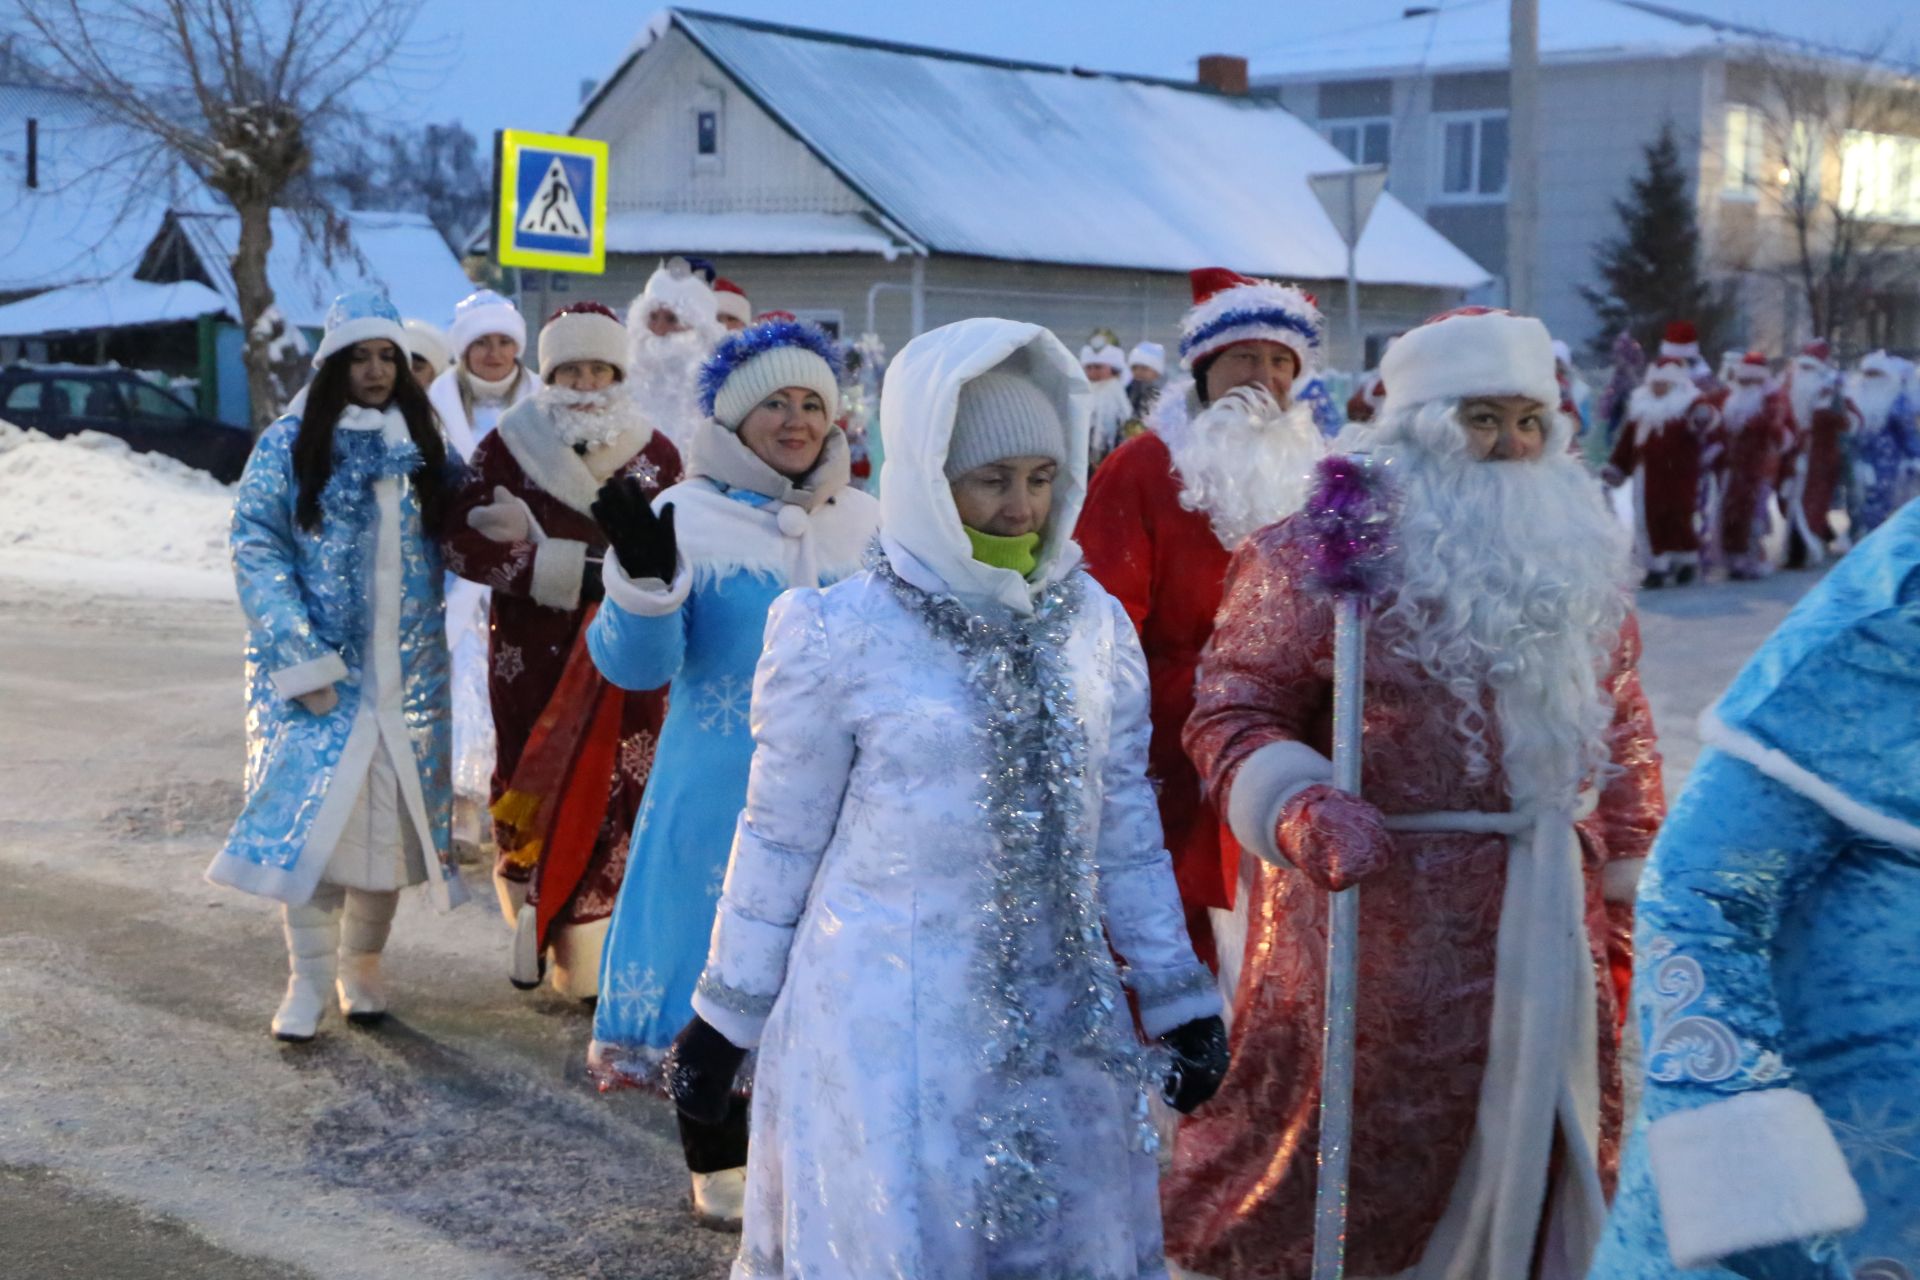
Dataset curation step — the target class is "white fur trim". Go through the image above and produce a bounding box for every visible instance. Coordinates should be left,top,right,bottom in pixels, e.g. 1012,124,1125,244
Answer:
711,344,841,429
530,538,588,611
1648,1089,1866,1268
495,398,650,518
1128,341,1166,376
1223,740,1334,867
663,479,877,588
312,316,408,369
548,914,611,999
1602,857,1644,904
402,319,450,377
538,309,630,382
1379,311,1558,413
448,293,526,361
1182,279,1323,371
602,550,693,617
269,651,349,701
713,287,752,326
1700,708,1920,851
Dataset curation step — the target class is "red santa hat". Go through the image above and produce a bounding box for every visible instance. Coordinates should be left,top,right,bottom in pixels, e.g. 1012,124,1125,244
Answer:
1658,321,1701,363
1179,267,1322,372
1376,306,1558,412
713,278,752,326
1798,339,1833,366
538,301,628,383
754,309,797,324
1730,351,1771,380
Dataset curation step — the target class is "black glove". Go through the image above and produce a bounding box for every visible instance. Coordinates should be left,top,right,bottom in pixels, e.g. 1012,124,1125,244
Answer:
579,555,606,606
590,476,677,583
663,1015,748,1126
1160,1014,1229,1114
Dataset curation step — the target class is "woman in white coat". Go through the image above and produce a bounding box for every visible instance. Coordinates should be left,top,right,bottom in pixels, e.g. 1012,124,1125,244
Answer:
664,318,1228,1279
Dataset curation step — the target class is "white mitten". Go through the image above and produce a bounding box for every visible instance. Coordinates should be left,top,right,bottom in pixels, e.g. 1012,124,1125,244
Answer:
467,486,542,543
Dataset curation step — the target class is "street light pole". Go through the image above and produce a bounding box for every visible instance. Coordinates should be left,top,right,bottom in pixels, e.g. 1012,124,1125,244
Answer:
1508,0,1540,315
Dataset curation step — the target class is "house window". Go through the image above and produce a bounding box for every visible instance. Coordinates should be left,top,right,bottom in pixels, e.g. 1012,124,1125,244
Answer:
1436,113,1508,200
1840,129,1920,223
1325,119,1391,168
792,308,844,340
1723,104,1763,196
696,110,718,157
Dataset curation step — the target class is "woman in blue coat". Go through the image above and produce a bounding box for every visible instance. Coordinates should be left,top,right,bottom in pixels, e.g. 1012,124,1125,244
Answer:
1590,496,1920,1279
208,290,469,1042
582,320,879,1227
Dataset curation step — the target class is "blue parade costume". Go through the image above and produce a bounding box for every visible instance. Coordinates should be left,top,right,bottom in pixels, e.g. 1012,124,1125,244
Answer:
1590,498,1920,1279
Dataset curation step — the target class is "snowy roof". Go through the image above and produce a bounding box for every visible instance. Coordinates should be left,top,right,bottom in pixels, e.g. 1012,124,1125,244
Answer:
0,82,204,294
604,210,907,259
1252,0,1896,81
0,277,226,337
160,209,476,330
577,10,1489,290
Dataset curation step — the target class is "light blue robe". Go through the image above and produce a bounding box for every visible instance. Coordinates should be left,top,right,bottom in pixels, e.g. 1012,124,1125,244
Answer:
1591,498,1920,1279
207,415,465,912
586,475,878,1081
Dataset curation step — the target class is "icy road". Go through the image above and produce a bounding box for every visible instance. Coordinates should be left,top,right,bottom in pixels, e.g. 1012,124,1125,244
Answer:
0,568,1817,1279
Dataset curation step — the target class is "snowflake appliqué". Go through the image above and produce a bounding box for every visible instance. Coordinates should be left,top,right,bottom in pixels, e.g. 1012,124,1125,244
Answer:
1831,1096,1920,1185
495,643,525,684
618,730,657,785
694,674,752,736
624,456,662,489
603,962,665,1027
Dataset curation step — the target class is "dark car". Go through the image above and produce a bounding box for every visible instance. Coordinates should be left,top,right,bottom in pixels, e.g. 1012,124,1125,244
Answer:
0,365,253,483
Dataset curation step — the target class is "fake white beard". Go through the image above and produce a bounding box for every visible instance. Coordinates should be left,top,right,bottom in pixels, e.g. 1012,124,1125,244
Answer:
1162,395,1324,550
1627,380,1700,431
1788,366,1829,427
1848,378,1900,432
535,384,650,451
625,327,716,448
1088,378,1132,454
1363,399,1634,808
1723,383,1770,432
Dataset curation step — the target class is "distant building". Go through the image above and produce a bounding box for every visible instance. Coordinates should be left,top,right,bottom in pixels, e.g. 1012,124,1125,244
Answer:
554,8,1488,372
1259,0,1920,357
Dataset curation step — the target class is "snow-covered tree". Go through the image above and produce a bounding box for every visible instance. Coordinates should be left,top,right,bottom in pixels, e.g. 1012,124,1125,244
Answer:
16,0,422,430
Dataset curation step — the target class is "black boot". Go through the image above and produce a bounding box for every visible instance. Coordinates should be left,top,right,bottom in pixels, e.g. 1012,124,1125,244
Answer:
1675,563,1697,585
1641,569,1668,589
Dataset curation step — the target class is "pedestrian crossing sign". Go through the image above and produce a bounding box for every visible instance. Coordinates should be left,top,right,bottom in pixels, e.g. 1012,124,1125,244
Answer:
494,130,608,274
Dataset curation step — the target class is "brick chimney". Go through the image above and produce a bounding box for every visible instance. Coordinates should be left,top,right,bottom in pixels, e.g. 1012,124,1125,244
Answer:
1197,55,1249,96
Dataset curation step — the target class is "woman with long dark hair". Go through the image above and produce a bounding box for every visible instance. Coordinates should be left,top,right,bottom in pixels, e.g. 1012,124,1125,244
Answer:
209,289,469,1042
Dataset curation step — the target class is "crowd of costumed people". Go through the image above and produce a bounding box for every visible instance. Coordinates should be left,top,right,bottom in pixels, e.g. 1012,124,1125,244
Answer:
207,257,1916,1279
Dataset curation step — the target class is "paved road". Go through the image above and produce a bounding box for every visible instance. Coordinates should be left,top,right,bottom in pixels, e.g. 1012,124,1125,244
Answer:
0,566,1816,1277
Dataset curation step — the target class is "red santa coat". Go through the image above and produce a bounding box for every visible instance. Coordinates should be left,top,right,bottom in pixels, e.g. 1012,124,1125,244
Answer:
1781,391,1856,545
1076,429,1234,967
1609,389,1716,558
1715,388,1790,558
444,402,682,935
1160,521,1662,1280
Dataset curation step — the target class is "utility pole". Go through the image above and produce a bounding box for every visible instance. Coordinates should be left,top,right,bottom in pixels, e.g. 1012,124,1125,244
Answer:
1507,0,1540,315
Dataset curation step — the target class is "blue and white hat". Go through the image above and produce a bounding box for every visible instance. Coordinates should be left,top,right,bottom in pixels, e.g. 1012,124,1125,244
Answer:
312,289,409,369
448,288,527,360
698,319,843,430
1179,267,1323,373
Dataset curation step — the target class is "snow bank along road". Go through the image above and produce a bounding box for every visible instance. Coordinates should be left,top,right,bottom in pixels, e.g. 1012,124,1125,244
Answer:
0,566,1816,1278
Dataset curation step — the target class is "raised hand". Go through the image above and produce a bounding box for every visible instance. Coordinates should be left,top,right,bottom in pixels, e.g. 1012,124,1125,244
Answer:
591,476,677,583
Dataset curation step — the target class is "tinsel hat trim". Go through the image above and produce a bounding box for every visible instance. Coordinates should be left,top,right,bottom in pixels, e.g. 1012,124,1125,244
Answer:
1179,273,1324,371
698,319,845,419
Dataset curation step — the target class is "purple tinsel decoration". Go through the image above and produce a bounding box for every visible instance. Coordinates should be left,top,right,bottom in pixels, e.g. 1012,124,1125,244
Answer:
1301,453,1398,603
698,318,845,418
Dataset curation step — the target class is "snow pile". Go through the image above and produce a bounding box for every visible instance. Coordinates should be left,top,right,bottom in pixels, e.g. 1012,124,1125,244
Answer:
0,418,236,596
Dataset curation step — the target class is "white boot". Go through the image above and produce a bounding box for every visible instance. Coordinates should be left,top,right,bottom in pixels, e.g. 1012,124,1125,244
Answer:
273,889,343,1042
509,901,543,990
690,1167,746,1232
338,888,398,1023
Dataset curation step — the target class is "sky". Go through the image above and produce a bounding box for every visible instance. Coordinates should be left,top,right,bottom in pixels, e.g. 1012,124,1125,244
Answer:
388,0,1920,140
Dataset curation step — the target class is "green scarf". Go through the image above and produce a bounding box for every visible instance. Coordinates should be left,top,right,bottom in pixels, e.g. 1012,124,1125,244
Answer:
964,525,1041,577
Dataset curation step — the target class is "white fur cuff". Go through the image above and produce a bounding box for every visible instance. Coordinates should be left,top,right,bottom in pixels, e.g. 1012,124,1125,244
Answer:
602,551,693,617
530,538,588,612
1602,857,1645,904
269,651,349,700
1648,1089,1866,1268
1224,740,1334,867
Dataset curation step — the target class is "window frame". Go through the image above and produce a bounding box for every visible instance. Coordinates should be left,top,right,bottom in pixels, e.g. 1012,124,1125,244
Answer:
1840,128,1920,224
1323,116,1392,169
1722,103,1764,201
1431,110,1509,204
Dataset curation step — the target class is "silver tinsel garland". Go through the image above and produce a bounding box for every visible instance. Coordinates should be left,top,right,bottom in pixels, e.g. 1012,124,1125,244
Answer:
870,549,1163,1243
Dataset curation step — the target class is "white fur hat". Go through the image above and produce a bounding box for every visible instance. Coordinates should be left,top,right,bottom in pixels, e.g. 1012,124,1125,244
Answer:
1377,308,1559,413
312,289,408,369
537,302,629,382
448,289,527,362
1128,340,1166,375
636,257,719,332
1079,337,1128,374
1858,349,1900,379
402,318,451,378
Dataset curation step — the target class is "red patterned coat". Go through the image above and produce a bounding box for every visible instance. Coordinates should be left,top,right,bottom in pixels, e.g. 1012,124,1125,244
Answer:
444,401,681,976
1609,390,1717,560
1160,520,1663,1280
1076,428,1235,967
1781,392,1858,547
1715,389,1791,559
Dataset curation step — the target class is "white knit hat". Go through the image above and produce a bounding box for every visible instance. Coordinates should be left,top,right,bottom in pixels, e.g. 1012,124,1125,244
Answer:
537,302,629,382
1128,340,1166,376
943,371,1067,480
402,318,451,378
312,289,408,369
1079,337,1128,375
703,321,842,429
448,289,527,362
1377,308,1559,413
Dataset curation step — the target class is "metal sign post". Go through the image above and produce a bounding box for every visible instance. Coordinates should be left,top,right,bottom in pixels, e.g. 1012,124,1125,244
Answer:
1309,165,1388,372
493,129,609,276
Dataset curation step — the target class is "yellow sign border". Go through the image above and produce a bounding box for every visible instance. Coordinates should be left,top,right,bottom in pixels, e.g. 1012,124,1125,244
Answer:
496,129,608,274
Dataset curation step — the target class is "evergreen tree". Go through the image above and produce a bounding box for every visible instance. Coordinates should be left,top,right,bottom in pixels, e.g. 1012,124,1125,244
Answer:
1580,123,1733,360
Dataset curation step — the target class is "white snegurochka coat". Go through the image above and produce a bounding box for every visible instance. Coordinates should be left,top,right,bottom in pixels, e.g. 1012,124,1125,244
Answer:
691,319,1220,1280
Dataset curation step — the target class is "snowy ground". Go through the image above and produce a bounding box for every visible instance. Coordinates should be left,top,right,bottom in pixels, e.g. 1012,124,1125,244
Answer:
0,430,1822,1274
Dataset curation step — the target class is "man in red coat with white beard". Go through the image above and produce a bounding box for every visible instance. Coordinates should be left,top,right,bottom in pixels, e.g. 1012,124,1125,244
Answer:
1712,352,1791,579
1605,353,1718,587
1075,268,1328,975
1779,340,1856,568
1162,307,1663,1280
